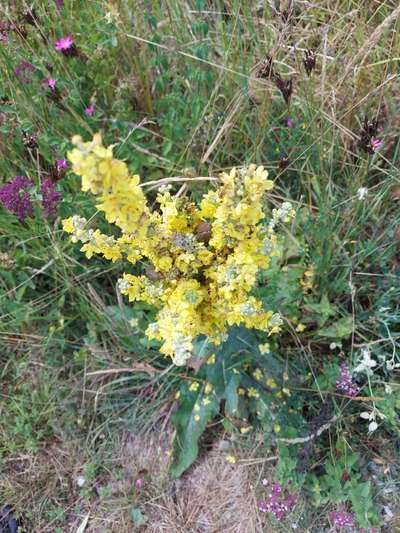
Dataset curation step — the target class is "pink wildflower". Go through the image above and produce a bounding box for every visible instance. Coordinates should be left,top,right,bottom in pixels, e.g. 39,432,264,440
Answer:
43,78,56,89
286,117,293,128
258,482,297,521
56,159,67,169
55,36,74,51
55,36,78,57
85,104,95,116
370,137,383,152
134,478,144,490
329,509,354,530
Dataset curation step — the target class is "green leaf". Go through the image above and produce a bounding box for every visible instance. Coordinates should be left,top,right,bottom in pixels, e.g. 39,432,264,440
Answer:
318,315,353,339
130,507,148,526
304,294,337,327
170,387,219,477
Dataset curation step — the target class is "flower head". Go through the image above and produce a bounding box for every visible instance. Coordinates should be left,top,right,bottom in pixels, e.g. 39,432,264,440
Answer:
336,363,360,397
357,187,368,200
56,159,68,169
329,509,354,530
354,347,377,376
370,137,383,152
286,117,293,128
134,478,143,490
43,77,56,89
55,36,74,51
0,175,34,221
85,104,95,116
55,36,78,57
41,178,61,218
258,482,297,521
14,61,35,84
64,136,290,365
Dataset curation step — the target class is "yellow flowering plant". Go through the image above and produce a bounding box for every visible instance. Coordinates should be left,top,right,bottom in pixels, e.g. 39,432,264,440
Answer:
63,133,299,476
63,134,295,366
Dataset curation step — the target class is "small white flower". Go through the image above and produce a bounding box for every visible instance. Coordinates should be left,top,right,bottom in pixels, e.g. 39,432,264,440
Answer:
386,359,395,371
357,187,368,200
384,384,393,395
368,421,378,433
360,411,371,420
354,347,377,375
329,342,337,350
76,476,86,487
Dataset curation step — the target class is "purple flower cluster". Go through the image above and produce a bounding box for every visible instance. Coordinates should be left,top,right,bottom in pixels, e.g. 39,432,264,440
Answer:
0,175,33,221
0,169,62,222
41,178,61,217
0,22,9,44
14,60,35,84
329,509,354,530
258,483,297,521
336,363,360,397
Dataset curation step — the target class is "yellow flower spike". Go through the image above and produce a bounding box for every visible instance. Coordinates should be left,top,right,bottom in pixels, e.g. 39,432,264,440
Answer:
189,382,200,392
266,378,277,389
296,323,306,332
63,138,292,366
204,383,213,395
207,354,216,365
194,415,200,422
225,455,236,464
202,397,211,406
253,368,263,381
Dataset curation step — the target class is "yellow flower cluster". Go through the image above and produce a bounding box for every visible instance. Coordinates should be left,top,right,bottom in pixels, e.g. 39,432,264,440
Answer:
63,134,294,365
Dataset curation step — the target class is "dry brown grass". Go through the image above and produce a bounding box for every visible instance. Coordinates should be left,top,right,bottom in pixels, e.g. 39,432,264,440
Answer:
144,450,262,533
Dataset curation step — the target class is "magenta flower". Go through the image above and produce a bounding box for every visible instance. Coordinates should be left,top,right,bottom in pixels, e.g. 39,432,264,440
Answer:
85,104,95,116
329,509,354,530
55,35,79,57
40,178,61,218
258,483,297,521
43,77,56,89
56,159,67,169
286,117,293,128
336,363,360,397
54,0,64,8
55,36,74,51
0,176,34,221
0,22,12,44
134,478,144,490
370,137,383,152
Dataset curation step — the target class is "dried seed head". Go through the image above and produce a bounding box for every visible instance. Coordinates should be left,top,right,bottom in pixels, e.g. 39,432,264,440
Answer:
195,221,211,243
303,49,316,76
